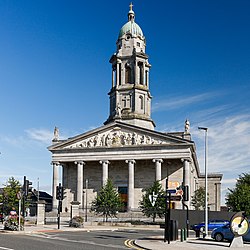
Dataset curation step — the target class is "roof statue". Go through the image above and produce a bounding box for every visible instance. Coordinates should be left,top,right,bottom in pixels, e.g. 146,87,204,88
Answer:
185,119,190,133
53,126,59,141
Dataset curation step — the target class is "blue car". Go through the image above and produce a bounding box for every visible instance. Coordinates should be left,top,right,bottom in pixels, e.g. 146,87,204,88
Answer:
191,219,229,232
211,224,250,242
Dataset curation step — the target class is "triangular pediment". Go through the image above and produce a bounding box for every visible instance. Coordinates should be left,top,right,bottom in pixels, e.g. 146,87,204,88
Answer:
48,121,192,151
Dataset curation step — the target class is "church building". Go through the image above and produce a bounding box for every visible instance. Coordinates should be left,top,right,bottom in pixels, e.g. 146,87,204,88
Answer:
48,4,222,214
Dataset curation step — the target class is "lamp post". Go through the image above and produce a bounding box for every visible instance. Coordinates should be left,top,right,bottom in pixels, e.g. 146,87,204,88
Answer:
85,179,88,222
198,126,208,238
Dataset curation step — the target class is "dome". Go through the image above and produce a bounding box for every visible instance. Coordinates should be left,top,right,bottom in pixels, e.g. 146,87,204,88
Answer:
119,21,143,38
118,3,144,39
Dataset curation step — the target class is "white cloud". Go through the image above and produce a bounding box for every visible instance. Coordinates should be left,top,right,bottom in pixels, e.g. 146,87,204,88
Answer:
25,128,53,144
0,135,27,147
152,92,223,112
192,113,250,204
194,114,250,174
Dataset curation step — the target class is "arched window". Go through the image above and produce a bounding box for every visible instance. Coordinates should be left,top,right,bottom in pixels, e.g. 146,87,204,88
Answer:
138,62,144,85
139,95,143,110
125,65,131,84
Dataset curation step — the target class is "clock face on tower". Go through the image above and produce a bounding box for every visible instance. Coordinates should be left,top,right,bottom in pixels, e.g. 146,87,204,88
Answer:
230,212,249,237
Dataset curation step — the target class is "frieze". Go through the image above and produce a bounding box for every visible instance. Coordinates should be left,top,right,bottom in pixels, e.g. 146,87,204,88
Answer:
66,129,167,149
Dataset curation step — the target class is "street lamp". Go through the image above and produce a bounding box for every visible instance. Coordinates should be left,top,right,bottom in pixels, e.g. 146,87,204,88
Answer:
85,179,88,222
198,126,208,238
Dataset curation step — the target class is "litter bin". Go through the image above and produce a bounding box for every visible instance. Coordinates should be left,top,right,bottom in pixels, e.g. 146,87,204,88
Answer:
170,220,178,241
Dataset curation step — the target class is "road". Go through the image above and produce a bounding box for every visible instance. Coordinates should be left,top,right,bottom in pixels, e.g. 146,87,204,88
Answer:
0,229,163,250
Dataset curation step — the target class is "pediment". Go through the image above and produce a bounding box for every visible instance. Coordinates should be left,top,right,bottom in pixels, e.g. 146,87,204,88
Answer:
49,122,190,151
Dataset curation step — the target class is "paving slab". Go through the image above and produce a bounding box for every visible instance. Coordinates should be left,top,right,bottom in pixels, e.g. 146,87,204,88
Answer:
135,237,250,250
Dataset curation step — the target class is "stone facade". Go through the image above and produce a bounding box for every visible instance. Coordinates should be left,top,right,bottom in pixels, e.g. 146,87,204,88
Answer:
199,173,223,211
48,4,222,215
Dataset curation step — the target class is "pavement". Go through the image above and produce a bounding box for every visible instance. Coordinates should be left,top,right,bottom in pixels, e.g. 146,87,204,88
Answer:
1,222,250,250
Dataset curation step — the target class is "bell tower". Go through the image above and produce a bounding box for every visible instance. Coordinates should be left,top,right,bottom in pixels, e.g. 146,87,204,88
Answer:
104,3,155,130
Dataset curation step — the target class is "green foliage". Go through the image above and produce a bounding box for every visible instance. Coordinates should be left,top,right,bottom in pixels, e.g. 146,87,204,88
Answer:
90,179,122,222
191,186,207,210
0,177,22,215
139,181,166,222
226,173,250,215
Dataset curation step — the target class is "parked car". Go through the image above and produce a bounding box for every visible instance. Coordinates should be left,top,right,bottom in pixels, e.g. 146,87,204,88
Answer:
191,219,229,232
211,224,250,242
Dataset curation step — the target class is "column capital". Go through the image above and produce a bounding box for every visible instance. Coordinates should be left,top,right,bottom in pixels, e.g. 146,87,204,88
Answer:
125,159,136,164
99,160,110,165
74,161,85,166
152,159,163,163
51,161,60,166
181,158,191,163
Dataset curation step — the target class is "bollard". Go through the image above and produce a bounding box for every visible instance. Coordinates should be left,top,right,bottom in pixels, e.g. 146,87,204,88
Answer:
180,229,184,242
184,228,187,240
195,229,200,238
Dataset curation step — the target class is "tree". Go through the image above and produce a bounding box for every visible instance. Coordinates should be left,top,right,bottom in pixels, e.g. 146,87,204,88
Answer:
191,186,206,210
226,173,250,215
0,177,22,215
90,179,122,222
139,181,166,222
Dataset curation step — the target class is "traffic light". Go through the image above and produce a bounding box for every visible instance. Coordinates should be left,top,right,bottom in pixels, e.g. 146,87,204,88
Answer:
56,184,62,200
56,183,65,200
183,185,189,201
23,176,32,196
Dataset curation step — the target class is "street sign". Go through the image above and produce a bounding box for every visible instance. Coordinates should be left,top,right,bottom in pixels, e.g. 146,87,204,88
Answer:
168,189,176,194
149,192,158,206
176,189,183,196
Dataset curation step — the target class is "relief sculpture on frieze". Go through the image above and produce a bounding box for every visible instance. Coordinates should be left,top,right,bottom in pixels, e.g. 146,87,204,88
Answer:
66,128,167,149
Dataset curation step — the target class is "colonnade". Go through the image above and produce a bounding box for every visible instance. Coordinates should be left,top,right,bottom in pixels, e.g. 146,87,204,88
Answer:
52,158,190,211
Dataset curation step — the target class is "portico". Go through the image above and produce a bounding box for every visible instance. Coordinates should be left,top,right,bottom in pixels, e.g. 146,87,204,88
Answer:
49,120,200,212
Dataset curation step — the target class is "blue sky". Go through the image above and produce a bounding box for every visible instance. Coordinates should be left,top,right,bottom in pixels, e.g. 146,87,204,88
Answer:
0,0,249,205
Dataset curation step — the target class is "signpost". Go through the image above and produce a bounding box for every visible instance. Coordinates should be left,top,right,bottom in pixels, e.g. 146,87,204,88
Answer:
229,212,249,248
17,191,22,231
149,192,158,206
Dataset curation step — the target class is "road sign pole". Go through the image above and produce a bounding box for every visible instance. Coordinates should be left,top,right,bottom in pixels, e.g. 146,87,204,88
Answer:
18,199,21,231
164,178,171,244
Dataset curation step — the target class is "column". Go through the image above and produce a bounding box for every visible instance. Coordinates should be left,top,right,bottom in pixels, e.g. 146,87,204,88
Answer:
134,60,138,84
99,160,110,186
126,159,136,211
116,61,121,86
112,67,115,88
52,162,60,211
142,64,145,85
152,159,163,181
74,161,85,209
182,158,191,207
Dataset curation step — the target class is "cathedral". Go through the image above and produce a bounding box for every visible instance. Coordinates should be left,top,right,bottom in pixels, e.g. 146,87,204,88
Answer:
48,4,222,214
